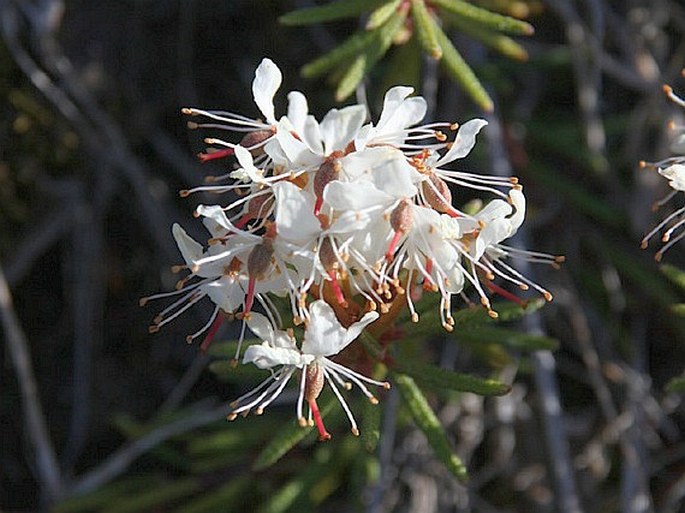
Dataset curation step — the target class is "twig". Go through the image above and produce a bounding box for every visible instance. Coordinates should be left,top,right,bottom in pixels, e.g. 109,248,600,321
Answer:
5,205,74,287
158,352,211,414
0,261,63,503
485,106,583,513
68,404,227,497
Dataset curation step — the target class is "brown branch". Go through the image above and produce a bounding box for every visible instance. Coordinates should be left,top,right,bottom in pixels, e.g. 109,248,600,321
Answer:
0,261,63,502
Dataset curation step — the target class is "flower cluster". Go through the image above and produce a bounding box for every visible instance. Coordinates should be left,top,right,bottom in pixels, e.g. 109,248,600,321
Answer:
641,84,685,261
144,58,560,440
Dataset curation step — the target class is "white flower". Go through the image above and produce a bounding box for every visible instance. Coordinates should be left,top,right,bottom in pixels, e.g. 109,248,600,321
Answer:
229,300,387,439
641,85,685,260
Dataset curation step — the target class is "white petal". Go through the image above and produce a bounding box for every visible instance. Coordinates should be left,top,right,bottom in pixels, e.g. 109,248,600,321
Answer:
204,277,245,313
660,164,685,191
172,224,203,266
301,300,348,356
323,181,392,211
252,58,282,125
436,118,488,166
286,91,309,132
272,181,321,243
243,342,304,369
234,145,264,183
377,86,426,131
274,118,322,168
342,310,379,346
246,312,276,344
320,105,367,154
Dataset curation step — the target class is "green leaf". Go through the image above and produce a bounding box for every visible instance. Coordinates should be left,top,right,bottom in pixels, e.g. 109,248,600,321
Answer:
395,360,511,395
100,477,203,513
666,374,685,393
279,0,385,26
361,396,382,452
446,13,528,61
410,0,443,59
661,264,685,291
208,360,266,381
55,477,163,513
435,28,494,111
671,304,685,317
366,0,402,30
206,338,260,358
336,55,368,102
395,373,468,481
432,0,534,35
170,477,251,513
252,396,337,471
302,30,377,79
334,9,407,101
457,326,559,351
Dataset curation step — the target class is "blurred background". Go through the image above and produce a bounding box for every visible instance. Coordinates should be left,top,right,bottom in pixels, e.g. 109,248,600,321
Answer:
1,1,684,512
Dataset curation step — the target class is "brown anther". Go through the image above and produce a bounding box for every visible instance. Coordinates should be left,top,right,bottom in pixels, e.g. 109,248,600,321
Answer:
422,173,453,213
369,396,379,405
488,310,499,319
186,121,199,129
181,107,194,115
351,427,360,436
450,123,459,130
139,297,149,307
185,335,193,344
148,325,160,334
640,240,649,249
663,84,673,95
443,323,454,332
510,177,519,184
179,190,190,198
227,413,238,421
555,256,566,263
543,291,553,302
230,358,239,368
298,417,308,427
639,160,647,168
411,313,419,323
519,284,530,291
435,131,447,142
